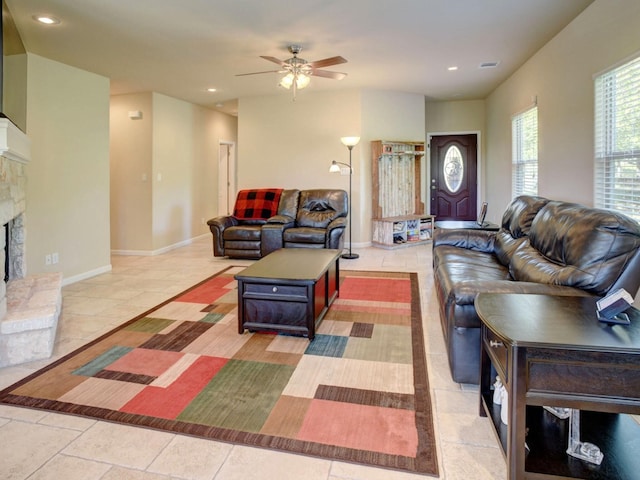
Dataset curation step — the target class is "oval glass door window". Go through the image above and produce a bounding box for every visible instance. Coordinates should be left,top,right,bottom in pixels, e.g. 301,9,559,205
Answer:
443,146,463,193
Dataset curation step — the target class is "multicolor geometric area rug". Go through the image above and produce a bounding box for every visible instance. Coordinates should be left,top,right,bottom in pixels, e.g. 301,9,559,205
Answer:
0,268,438,476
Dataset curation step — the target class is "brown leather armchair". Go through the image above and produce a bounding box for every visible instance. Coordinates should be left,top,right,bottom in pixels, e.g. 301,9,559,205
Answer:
207,189,300,259
207,188,348,259
283,189,348,249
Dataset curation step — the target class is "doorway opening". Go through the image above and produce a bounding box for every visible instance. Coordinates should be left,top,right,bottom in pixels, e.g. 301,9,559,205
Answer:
218,141,236,216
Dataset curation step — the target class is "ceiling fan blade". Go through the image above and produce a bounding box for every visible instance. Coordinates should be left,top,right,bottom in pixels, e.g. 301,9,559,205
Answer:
260,55,287,66
235,69,283,77
311,69,347,80
308,56,347,69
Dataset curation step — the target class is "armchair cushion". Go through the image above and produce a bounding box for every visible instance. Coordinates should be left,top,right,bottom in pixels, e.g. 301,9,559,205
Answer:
233,189,283,220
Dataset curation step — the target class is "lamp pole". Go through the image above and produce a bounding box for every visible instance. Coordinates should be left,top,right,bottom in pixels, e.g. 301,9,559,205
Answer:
340,136,360,259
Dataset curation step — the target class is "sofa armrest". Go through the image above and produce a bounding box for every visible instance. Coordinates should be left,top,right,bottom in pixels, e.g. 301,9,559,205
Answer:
261,217,296,256
433,228,497,253
207,216,238,256
326,217,347,236
453,279,591,306
207,215,238,230
326,217,347,249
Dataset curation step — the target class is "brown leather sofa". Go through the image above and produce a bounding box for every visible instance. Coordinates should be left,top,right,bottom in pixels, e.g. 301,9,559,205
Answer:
433,195,640,384
207,188,348,259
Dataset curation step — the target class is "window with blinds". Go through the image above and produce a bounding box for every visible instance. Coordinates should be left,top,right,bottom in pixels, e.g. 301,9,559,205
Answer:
594,55,640,222
512,106,538,197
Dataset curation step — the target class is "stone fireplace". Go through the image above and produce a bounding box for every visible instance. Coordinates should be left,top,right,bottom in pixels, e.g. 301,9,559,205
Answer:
0,118,62,367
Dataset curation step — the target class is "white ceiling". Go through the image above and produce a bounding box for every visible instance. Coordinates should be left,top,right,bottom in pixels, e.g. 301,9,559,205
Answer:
7,0,594,116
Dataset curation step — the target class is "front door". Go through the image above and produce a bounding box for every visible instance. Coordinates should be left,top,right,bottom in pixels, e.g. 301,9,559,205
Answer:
429,134,478,220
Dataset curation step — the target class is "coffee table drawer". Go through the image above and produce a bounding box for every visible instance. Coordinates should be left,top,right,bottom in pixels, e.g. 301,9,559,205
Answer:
243,298,307,327
245,283,307,298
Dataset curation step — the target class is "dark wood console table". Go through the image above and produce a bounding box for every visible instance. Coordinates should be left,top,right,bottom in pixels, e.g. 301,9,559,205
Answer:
475,293,640,480
235,249,340,340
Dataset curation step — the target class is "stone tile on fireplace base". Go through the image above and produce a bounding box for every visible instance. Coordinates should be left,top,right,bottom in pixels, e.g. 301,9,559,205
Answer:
0,273,63,367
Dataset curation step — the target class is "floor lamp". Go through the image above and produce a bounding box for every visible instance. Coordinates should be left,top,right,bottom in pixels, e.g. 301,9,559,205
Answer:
330,136,360,259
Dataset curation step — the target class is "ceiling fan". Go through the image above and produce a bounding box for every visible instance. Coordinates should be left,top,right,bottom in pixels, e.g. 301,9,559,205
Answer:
237,45,348,98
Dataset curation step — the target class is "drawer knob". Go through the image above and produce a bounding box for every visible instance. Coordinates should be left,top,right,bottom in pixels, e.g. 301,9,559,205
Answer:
272,286,278,293
490,340,504,348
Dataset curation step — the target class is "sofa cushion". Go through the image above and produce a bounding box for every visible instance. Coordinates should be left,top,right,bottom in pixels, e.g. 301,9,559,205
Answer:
283,227,327,244
276,189,301,219
510,201,640,295
223,225,262,241
296,190,347,228
433,245,503,270
494,195,550,266
233,188,283,220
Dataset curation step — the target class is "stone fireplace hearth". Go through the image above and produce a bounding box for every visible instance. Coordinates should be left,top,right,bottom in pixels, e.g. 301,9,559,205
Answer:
0,118,62,367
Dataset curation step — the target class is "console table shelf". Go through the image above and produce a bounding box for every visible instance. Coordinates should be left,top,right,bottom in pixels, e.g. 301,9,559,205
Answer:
480,394,640,479
372,214,434,249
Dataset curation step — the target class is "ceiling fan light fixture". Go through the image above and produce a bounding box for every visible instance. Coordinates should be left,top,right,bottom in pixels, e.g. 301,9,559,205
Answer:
240,45,347,100
279,73,294,89
296,73,310,89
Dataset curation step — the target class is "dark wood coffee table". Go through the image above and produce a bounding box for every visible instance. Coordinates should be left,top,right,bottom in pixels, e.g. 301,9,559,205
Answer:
475,293,640,480
235,248,341,340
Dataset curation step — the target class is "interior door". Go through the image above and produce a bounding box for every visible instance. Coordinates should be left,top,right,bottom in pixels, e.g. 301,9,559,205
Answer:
430,134,478,220
217,142,236,216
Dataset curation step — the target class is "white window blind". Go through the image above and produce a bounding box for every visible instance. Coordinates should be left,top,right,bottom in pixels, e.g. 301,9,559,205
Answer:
512,106,538,197
594,55,640,222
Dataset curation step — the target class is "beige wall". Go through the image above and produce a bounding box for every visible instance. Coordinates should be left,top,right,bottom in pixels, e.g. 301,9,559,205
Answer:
26,53,111,283
110,92,237,254
4,53,27,132
110,93,153,251
485,0,640,216
238,88,424,245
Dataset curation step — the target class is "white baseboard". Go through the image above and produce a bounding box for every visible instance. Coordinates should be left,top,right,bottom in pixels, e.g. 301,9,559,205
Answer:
111,234,208,257
62,264,112,287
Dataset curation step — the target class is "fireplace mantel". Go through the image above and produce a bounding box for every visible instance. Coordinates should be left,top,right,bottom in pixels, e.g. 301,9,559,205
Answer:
0,118,31,164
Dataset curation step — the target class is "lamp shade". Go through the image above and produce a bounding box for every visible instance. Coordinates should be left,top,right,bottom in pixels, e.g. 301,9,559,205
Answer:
340,136,360,147
329,161,341,173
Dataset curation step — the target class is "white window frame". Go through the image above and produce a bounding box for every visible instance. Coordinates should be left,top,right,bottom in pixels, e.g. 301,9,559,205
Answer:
512,105,538,198
594,54,640,222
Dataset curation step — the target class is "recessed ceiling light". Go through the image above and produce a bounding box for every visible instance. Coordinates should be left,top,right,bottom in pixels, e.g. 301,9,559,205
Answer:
479,61,500,69
33,15,61,25
207,88,217,92
448,66,458,71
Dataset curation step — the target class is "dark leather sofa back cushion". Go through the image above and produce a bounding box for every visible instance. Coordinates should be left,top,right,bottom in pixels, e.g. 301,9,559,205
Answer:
296,189,348,228
494,195,550,266
511,201,640,295
277,189,300,219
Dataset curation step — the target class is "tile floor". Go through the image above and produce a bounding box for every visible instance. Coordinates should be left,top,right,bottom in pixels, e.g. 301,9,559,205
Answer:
0,237,507,480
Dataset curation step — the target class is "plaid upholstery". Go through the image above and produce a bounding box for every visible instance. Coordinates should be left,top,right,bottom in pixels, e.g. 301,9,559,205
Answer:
233,188,284,220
